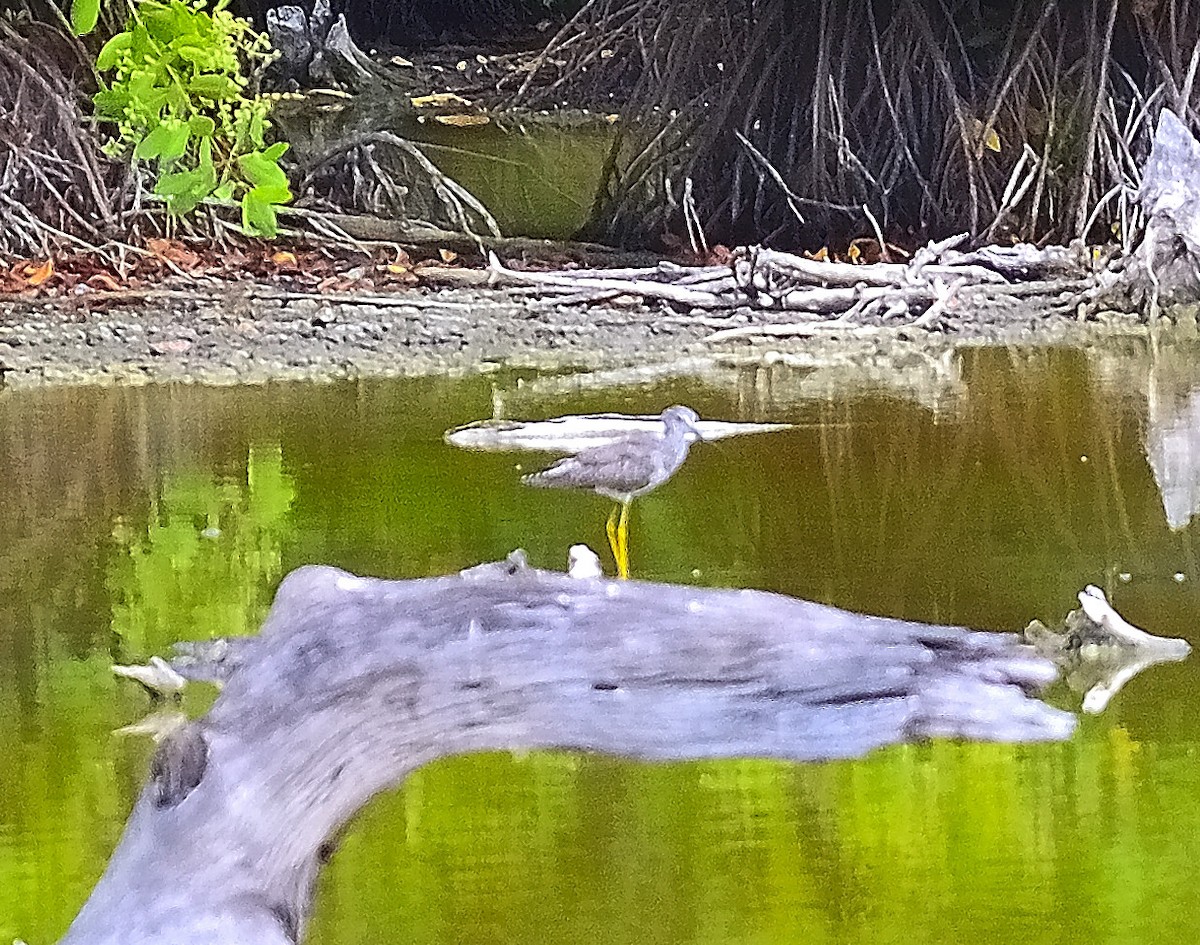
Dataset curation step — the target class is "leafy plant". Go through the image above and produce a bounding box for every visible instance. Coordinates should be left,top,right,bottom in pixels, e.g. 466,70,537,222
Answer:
92,0,291,237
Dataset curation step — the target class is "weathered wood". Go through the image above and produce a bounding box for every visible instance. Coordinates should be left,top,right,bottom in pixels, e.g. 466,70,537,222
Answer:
265,2,386,93
61,554,1074,945
485,235,1105,330
444,411,792,454
1131,109,1200,310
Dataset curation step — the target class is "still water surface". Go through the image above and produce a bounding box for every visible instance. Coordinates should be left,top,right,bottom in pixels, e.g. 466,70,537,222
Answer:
2,340,1200,943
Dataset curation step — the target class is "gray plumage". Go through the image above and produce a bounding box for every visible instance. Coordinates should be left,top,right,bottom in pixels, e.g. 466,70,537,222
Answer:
522,405,702,501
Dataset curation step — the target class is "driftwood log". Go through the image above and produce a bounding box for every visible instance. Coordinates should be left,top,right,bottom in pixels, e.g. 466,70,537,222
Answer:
1024,585,1191,715
60,554,1075,945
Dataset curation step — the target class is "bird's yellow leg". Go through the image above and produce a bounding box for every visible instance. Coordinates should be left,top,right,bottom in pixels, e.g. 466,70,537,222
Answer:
606,503,622,576
616,499,631,579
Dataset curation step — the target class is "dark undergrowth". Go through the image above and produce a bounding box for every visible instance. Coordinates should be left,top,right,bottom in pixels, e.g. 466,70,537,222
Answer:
515,0,1200,250
4,0,1200,253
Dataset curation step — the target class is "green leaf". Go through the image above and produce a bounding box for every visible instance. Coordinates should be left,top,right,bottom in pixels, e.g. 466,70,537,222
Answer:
197,136,215,176
241,188,279,238
134,121,189,162
159,124,191,163
129,23,154,60
143,4,185,45
189,115,216,137
128,69,160,103
92,88,130,120
248,110,266,148
134,123,171,160
156,161,217,215
71,0,100,36
237,151,289,192
262,142,290,162
96,32,133,71
213,180,236,201
250,182,291,204
173,43,212,66
189,74,240,100
154,136,216,213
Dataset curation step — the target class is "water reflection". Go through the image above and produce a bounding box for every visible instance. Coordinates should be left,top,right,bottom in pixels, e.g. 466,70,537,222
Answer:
2,341,1200,944
1133,334,1200,530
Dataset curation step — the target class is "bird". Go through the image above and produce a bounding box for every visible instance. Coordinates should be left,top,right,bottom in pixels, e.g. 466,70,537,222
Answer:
522,405,703,578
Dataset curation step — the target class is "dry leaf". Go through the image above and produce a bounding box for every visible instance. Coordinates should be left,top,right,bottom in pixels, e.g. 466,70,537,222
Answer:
146,238,202,269
390,55,413,67
270,250,299,268
439,249,459,264
434,113,490,127
25,258,54,286
86,272,123,291
971,118,1002,153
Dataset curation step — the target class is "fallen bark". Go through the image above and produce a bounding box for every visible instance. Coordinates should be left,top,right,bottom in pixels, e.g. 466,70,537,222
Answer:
63,553,1073,945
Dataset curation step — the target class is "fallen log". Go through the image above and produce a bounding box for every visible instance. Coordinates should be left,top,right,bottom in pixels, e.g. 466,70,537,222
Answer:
485,235,1112,331
61,553,1074,945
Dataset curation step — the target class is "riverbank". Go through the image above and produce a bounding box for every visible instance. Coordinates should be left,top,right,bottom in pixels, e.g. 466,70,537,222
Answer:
0,282,1158,390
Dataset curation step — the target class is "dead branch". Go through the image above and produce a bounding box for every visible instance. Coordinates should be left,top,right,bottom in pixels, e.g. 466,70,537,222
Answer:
487,233,1112,335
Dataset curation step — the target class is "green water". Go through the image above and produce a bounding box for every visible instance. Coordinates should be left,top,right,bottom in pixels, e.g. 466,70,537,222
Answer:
3,341,1200,943
277,100,615,239
412,120,614,239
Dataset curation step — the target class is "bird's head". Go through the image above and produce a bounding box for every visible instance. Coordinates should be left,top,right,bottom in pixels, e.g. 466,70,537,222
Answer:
661,405,703,442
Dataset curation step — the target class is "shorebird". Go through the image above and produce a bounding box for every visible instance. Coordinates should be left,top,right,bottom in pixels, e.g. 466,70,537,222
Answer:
523,405,703,578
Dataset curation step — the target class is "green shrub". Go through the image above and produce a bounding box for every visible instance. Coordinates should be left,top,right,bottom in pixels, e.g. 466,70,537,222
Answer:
93,0,290,237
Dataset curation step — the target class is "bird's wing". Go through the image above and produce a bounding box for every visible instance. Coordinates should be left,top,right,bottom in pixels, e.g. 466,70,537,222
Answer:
523,436,661,496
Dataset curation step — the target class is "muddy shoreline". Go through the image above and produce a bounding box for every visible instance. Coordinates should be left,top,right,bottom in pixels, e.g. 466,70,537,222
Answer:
0,284,1155,389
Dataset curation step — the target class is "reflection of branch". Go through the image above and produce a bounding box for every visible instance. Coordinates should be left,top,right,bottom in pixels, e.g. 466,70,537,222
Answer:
1025,586,1191,714
80,554,1072,943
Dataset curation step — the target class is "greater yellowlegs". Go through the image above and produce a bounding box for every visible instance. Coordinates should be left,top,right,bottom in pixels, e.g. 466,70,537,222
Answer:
522,405,702,578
